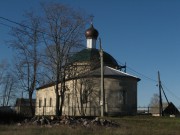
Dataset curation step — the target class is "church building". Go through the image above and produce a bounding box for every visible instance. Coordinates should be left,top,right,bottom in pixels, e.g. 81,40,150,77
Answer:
35,24,140,116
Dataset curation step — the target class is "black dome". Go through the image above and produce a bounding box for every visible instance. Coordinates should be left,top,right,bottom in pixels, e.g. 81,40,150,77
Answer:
70,48,119,68
85,24,99,39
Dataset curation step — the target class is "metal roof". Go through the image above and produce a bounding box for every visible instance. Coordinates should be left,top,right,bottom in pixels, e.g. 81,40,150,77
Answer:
87,66,140,81
37,66,140,90
69,48,119,68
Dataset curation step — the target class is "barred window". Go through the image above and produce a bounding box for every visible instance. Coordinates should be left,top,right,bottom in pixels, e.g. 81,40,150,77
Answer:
49,98,52,107
44,98,46,107
82,90,88,104
39,99,42,108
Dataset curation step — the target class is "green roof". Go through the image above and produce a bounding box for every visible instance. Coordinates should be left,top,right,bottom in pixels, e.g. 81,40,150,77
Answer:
70,48,119,68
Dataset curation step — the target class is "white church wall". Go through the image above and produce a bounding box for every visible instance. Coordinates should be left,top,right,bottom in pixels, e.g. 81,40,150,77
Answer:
35,85,56,116
35,76,138,116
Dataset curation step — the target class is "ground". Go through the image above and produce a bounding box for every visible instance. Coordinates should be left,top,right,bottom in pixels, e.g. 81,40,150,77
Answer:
0,116,180,135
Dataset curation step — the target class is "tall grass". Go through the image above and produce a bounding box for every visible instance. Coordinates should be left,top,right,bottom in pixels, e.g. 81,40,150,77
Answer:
0,116,180,135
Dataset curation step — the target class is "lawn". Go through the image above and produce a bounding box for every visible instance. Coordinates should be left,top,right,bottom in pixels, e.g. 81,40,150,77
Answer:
0,116,180,135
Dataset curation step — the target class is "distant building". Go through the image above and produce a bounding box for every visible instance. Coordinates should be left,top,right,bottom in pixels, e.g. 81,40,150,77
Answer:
163,102,180,116
14,98,35,117
35,24,140,116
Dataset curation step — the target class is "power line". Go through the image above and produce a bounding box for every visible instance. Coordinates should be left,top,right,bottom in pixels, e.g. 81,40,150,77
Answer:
0,16,86,45
161,83,180,102
0,17,42,38
1,16,180,103
127,66,157,82
117,60,180,102
0,16,165,85
0,16,51,39
0,22,13,29
0,16,34,31
116,60,157,83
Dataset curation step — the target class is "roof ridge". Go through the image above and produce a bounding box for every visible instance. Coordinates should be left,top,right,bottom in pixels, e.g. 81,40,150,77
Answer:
105,66,139,78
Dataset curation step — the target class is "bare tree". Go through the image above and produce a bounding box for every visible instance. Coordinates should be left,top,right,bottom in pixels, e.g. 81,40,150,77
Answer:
9,12,42,115
0,60,17,106
1,73,17,106
76,77,96,116
149,93,167,114
66,62,99,116
0,60,8,86
41,2,88,116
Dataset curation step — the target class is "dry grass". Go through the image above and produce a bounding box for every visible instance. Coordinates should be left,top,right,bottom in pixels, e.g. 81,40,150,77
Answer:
0,116,180,135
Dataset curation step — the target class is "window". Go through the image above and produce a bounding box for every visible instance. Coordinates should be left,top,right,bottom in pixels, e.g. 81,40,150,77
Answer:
122,90,126,105
49,98,52,107
44,98,46,107
39,99,42,108
82,90,88,104
118,90,126,105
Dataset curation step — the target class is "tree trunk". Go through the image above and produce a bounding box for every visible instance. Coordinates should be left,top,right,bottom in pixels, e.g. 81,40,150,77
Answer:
6,80,13,106
55,64,60,116
29,92,34,116
59,76,65,116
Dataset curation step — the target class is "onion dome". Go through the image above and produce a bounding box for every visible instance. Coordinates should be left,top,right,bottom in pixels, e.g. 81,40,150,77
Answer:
85,24,99,39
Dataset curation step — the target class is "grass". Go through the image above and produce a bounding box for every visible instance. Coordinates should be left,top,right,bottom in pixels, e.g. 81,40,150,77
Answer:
0,116,180,135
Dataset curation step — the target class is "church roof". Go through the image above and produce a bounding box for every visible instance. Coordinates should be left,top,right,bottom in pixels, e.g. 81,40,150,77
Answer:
69,48,119,68
87,66,140,81
37,66,140,90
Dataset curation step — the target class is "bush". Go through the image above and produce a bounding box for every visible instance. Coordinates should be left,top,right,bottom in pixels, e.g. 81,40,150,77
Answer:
0,110,28,124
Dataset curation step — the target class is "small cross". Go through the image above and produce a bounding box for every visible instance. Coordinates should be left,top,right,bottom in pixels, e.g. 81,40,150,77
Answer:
90,15,94,24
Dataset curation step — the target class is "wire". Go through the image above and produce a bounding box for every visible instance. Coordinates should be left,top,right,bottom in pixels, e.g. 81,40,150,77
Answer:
0,16,35,31
0,22,13,29
161,83,180,102
0,16,53,40
116,59,157,83
0,16,86,45
2,16,180,103
0,18,38,37
117,59,180,103
127,66,157,82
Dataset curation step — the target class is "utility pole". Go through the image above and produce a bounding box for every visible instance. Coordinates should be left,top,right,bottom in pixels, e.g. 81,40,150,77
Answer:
99,38,104,117
158,71,163,116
